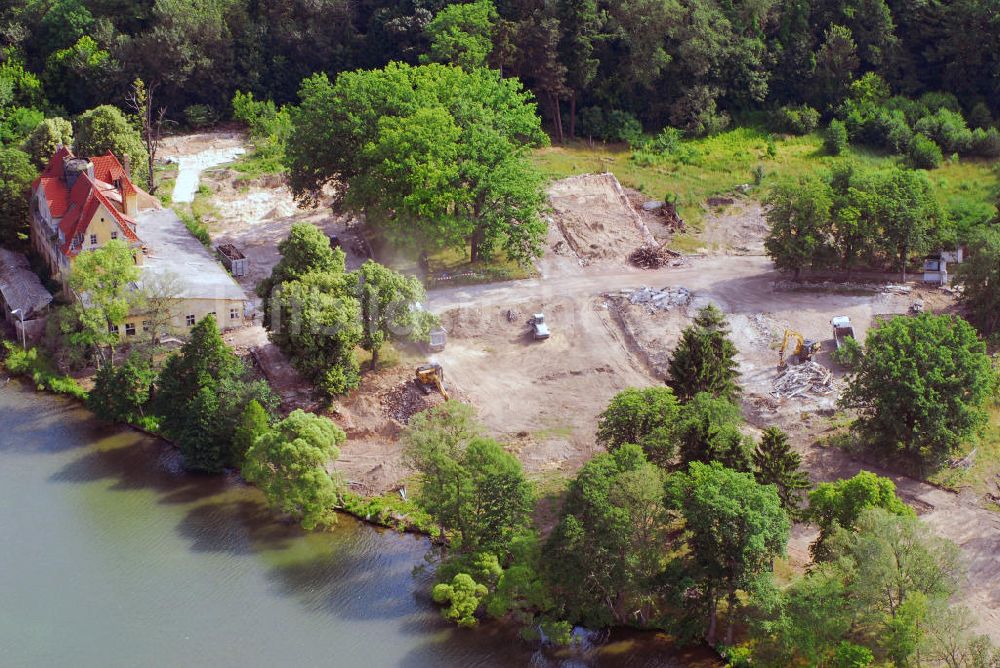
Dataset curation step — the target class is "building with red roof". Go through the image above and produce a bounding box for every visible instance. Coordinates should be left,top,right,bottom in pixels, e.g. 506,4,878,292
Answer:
29,147,250,337
30,146,145,289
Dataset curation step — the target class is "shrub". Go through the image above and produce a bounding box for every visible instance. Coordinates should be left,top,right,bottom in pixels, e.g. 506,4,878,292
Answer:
576,107,643,145
908,133,943,169
1,341,88,399
918,91,961,114
967,102,994,130
770,104,821,135
825,119,849,155
831,336,862,369
967,127,1000,158
183,104,219,129
914,108,972,154
885,95,930,125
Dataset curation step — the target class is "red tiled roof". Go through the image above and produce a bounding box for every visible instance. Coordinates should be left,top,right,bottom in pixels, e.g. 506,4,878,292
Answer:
32,147,143,258
91,152,137,197
57,173,140,258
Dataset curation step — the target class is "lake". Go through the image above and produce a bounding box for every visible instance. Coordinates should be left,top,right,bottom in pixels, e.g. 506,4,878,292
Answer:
0,380,711,667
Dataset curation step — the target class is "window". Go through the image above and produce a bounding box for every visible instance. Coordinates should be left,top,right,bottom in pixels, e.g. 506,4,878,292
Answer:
230,308,239,320
125,323,136,336
142,320,151,333
207,311,216,317
108,324,119,335
89,234,97,245
110,230,118,240
185,314,196,327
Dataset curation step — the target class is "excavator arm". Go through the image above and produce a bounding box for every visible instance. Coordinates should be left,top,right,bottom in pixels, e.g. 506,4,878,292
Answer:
778,329,805,368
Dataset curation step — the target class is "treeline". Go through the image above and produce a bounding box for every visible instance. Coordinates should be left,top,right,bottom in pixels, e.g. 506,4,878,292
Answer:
406,303,997,664
764,162,946,278
2,0,1000,143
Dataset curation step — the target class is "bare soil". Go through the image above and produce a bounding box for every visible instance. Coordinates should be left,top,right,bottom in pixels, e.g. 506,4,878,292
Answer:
201,170,369,295
189,149,996,639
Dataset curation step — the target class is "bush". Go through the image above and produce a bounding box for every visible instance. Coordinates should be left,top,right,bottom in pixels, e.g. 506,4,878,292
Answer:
183,104,219,129
908,133,943,169
885,95,930,125
967,127,1000,158
914,108,972,154
177,210,211,247
918,91,961,114
967,102,994,130
575,107,643,145
831,336,862,369
770,104,820,135
1,342,88,399
825,119,849,155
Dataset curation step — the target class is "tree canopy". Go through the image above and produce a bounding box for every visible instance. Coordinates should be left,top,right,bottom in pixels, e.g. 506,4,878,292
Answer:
666,304,741,403
286,63,548,264
0,147,36,250
243,409,346,530
595,386,680,466
73,105,149,188
842,313,993,470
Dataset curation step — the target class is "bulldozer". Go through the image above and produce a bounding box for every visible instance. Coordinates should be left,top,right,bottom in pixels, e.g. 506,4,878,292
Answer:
415,363,449,400
778,329,821,368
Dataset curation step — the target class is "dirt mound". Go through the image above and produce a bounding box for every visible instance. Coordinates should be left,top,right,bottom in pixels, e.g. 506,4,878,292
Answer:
379,381,439,424
547,173,656,265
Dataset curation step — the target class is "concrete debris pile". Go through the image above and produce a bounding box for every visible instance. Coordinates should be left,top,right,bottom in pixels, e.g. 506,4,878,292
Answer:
771,361,835,399
628,244,681,269
616,286,692,312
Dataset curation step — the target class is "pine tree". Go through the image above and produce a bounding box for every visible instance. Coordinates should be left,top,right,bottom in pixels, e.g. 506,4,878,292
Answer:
231,399,271,467
753,426,810,517
667,304,741,402
178,386,223,472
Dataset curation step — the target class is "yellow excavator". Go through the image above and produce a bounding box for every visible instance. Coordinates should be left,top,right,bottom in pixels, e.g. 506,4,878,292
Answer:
778,329,821,368
415,363,450,400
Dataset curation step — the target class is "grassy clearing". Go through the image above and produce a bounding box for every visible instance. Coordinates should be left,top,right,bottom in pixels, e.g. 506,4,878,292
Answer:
930,404,1000,495
230,145,286,183
531,128,998,231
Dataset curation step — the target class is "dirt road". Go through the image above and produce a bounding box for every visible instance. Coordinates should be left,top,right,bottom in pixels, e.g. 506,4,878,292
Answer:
423,175,998,641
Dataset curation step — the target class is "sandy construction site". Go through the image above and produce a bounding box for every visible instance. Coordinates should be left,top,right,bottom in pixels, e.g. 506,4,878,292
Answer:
171,143,997,639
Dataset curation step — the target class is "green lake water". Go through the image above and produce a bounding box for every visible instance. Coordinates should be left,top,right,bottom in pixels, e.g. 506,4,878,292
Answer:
0,380,709,667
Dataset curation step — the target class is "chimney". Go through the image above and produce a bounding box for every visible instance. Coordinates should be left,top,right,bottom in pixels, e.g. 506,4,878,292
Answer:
122,154,131,178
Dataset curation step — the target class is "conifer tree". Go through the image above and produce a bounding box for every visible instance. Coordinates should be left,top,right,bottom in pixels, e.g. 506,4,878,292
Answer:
753,426,810,517
667,304,741,402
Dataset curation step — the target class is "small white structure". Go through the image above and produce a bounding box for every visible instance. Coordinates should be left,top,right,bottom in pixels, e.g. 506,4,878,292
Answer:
923,254,948,285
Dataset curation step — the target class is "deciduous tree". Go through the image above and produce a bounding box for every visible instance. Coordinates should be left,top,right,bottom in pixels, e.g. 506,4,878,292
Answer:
286,63,548,264
68,239,140,366
841,314,992,471
21,116,72,167
596,386,680,466
666,461,789,646
243,409,346,530
352,260,435,371
764,176,833,279
544,444,668,627
807,470,914,561
957,227,1000,337
421,0,497,71
0,147,36,249
74,105,149,189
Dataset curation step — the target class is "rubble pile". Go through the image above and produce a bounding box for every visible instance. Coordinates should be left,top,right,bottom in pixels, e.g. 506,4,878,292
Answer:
380,382,429,424
615,286,692,312
628,244,681,269
771,361,835,399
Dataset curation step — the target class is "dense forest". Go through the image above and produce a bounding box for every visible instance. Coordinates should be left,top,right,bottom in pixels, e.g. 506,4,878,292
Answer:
2,0,999,143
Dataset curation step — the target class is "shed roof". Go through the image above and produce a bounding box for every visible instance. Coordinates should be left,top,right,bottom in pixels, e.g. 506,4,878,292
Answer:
0,249,53,319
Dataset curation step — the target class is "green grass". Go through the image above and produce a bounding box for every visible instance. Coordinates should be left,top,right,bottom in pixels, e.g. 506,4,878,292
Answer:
154,162,178,206
176,207,212,248
531,128,998,232
340,489,439,536
929,404,1000,494
230,144,286,182
1,342,88,400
